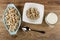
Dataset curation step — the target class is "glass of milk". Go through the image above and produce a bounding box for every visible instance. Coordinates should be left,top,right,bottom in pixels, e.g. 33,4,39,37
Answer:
45,12,58,28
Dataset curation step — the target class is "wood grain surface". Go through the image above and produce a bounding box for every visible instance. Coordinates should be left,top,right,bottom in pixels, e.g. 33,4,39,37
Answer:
0,0,60,40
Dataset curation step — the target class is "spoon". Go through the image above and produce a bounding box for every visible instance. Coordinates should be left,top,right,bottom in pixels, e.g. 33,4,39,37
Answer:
22,26,45,34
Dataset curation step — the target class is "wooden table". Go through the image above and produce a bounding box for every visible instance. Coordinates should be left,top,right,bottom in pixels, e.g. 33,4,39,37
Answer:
0,0,60,40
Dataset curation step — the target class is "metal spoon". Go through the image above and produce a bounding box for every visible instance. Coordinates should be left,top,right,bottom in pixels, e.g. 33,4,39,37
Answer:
22,26,45,34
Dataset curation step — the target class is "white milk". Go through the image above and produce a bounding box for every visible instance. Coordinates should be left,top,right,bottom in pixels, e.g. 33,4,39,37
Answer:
45,12,58,28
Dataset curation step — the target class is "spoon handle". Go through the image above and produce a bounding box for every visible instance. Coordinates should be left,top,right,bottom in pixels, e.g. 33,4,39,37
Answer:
31,29,45,34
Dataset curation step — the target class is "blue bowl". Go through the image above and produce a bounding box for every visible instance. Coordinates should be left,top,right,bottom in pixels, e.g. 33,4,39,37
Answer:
3,4,21,35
